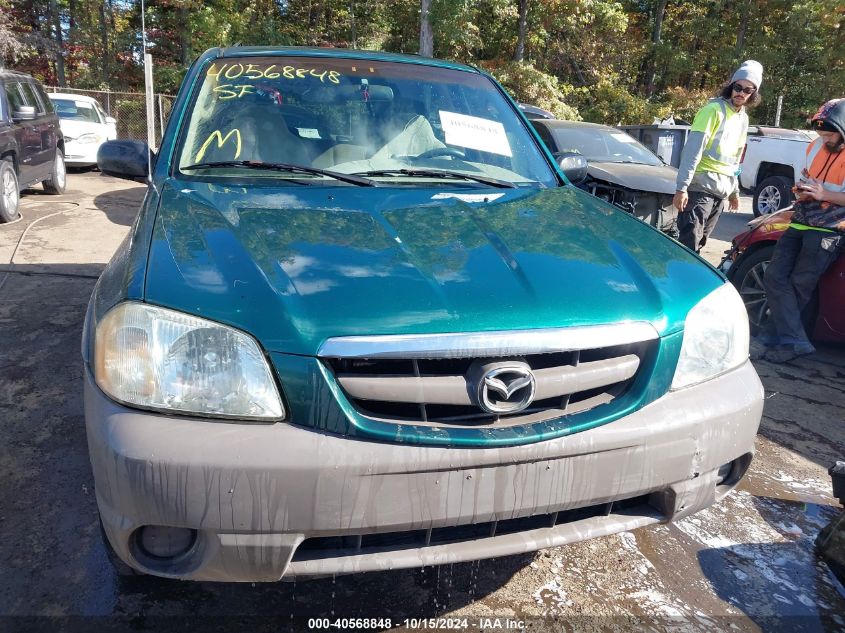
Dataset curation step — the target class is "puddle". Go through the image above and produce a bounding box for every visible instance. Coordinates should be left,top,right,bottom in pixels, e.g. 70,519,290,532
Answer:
662,489,844,627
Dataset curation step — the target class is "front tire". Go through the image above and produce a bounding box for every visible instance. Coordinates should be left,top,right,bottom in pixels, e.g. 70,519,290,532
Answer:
42,148,66,194
731,244,817,336
731,246,774,334
0,159,20,223
752,175,792,217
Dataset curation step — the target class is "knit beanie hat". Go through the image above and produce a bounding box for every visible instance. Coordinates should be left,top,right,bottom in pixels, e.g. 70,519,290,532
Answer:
811,99,845,137
731,60,763,89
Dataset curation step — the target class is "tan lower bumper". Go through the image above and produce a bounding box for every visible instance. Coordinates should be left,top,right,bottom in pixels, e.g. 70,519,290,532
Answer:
85,361,763,581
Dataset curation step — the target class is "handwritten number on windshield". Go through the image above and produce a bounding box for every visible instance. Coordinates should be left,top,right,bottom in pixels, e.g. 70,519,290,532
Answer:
206,63,341,84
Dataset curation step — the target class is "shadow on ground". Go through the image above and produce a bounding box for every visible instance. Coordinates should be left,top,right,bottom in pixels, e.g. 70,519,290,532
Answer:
697,495,845,633
708,209,753,243
93,183,145,227
751,346,845,472
100,555,532,630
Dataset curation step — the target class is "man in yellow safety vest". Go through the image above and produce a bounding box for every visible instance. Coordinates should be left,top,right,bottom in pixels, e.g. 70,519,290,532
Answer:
673,60,763,252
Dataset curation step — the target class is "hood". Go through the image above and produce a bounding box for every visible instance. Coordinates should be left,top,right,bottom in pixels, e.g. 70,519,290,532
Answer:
58,119,109,139
587,162,678,196
143,181,721,356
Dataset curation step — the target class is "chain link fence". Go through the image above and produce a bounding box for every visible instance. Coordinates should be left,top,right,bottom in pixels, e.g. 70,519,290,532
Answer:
44,86,175,146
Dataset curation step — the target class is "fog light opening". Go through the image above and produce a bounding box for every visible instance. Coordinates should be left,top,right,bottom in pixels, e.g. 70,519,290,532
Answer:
716,462,734,485
715,453,753,490
135,525,197,561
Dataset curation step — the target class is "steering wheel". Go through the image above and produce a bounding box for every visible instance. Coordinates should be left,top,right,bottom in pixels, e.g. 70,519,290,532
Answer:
414,147,466,160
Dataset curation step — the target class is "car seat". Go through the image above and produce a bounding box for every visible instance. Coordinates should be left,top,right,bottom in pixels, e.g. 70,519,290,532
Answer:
312,143,370,169
232,103,313,165
371,115,446,159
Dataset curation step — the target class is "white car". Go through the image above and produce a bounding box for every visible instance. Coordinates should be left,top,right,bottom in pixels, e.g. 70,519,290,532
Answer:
738,126,817,216
47,93,117,167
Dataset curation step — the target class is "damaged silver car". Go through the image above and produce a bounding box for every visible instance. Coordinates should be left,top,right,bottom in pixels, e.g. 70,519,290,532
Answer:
531,119,680,237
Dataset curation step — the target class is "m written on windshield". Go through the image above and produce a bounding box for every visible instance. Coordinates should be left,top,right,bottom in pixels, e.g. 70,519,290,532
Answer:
673,60,763,253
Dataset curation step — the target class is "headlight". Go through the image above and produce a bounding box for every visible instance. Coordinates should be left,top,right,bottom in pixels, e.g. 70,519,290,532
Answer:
94,302,284,420
76,133,103,144
671,283,749,389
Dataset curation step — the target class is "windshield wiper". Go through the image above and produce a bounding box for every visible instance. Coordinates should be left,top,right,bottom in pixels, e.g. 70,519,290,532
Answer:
601,159,648,165
181,160,378,187
352,168,518,189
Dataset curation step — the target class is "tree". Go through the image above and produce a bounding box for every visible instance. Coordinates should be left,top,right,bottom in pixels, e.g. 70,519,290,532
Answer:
486,60,581,120
514,0,527,61
49,0,65,84
0,0,31,63
639,0,668,96
420,0,433,56
1,0,840,129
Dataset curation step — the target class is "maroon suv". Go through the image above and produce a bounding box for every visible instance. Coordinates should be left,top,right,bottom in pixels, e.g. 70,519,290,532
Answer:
721,209,845,342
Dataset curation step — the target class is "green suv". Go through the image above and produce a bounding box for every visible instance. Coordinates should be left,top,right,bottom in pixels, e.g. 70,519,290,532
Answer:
0,70,66,222
84,47,763,581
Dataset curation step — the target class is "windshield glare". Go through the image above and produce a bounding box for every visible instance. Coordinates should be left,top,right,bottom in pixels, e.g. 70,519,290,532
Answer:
52,99,101,123
177,56,556,186
550,127,662,166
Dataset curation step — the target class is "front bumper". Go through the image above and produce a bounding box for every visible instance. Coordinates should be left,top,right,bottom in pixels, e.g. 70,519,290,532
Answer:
63,140,102,166
85,361,763,581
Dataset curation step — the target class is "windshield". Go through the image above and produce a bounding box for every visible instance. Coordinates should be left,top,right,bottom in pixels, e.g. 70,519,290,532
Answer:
176,56,557,187
550,127,662,167
51,98,101,123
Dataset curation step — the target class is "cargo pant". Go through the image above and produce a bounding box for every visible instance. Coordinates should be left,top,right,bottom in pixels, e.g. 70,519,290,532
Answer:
762,227,844,345
678,190,726,253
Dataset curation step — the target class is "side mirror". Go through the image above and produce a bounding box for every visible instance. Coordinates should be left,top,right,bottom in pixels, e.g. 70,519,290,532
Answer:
105,116,117,125
97,140,153,182
12,105,36,121
556,151,588,185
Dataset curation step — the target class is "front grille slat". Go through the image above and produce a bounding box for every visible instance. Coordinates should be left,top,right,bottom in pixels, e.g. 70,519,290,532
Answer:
325,337,654,428
337,374,472,405
532,355,638,399
335,355,639,406
336,354,640,408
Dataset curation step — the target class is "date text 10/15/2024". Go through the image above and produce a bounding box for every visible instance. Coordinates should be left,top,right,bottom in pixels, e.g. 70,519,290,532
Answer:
307,618,526,630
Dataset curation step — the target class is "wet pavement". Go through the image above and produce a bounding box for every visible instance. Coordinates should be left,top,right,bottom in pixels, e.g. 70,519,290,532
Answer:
1,172,844,632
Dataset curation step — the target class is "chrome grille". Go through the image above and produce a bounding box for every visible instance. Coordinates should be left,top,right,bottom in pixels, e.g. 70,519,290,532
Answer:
320,324,658,427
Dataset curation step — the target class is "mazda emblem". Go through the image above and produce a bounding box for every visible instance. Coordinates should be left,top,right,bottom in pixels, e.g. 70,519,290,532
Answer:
473,362,536,414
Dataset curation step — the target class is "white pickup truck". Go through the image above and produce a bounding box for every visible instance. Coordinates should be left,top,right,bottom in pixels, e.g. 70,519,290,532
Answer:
739,126,817,216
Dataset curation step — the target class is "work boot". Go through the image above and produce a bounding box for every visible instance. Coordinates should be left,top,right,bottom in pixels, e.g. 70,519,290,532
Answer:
749,338,770,360
749,334,779,360
763,342,816,363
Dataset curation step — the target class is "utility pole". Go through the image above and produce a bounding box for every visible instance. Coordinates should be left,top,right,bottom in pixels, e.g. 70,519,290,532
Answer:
142,0,156,169
350,0,357,48
145,53,155,150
